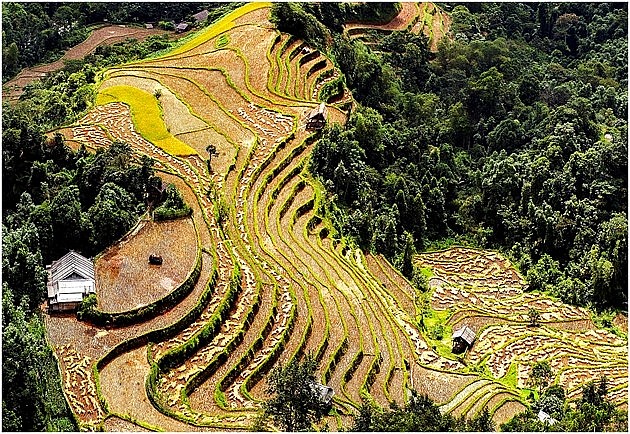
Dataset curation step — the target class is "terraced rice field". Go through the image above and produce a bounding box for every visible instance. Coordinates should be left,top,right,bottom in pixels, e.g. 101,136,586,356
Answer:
43,4,627,431
416,247,628,423
95,216,198,313
344,2,452,52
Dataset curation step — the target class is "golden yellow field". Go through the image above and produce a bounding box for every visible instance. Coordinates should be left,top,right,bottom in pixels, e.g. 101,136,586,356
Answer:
96,85,197,156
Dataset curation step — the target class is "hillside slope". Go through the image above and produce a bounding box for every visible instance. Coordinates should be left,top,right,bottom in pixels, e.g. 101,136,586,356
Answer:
44,4,627,431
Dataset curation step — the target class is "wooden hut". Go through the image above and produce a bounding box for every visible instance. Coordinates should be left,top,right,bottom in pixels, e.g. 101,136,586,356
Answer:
149,254,163,265
47,251,96,312
306,102,327,130
192,9,209,22
176,22,189,33
452,325,476,353
311,382,334,408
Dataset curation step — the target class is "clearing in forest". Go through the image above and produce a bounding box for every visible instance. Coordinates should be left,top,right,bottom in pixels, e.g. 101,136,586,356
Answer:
344,2,452,52
2,25,169,103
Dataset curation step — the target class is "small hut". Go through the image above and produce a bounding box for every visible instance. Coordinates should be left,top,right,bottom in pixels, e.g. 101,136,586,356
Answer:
192,9,210,22
145,23,154,29
310,382,334,407
149,254,163,265
452,325,476,353
176,22,189,33
306,102,327,130
47,251,96,312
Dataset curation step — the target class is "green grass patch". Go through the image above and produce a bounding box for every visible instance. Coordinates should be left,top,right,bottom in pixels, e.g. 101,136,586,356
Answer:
96,85,197,156
216,34,230,49
419,298,457,360
499,362,518,389
591,309,627,340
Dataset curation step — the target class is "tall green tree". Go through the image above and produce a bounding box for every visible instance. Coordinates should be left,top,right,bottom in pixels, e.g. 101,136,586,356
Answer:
262,354,330,431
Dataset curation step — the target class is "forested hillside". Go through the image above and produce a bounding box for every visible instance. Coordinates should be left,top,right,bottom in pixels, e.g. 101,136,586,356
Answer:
2,23,183,432
279,2,628,310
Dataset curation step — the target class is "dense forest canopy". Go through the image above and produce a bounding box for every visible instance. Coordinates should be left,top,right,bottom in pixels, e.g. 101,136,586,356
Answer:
272,2,628,310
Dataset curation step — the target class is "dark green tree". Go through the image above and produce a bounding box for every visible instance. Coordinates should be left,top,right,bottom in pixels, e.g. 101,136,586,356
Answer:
88,182,138,249
262,354,330,431
529,361,553,394
401,231,416,279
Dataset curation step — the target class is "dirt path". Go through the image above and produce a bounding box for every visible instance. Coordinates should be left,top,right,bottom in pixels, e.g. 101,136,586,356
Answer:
344,2,418,32
344,2,452,53
3,25,168,102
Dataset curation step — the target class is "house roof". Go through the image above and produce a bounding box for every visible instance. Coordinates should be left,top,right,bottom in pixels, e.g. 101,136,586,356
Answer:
311,382,334,404
193,9,209,22
47,251,95,302
538,410,557,425
452,325,476,345
308,102,327,120
176,22,189,31
145,23,154,29
49,251,95,282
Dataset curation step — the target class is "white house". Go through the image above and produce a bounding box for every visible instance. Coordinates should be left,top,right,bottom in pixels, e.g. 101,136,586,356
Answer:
47,251,96,312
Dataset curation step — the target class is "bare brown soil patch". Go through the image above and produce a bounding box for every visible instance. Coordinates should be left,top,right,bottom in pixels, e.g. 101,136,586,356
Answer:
492,400,526,427
429,4,452,52
345,2,418,32
103,415,152,432
4,25,168,102
95,217,197,313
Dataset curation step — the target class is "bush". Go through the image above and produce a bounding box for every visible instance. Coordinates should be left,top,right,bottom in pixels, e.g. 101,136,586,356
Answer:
77,293,97,319
431,324,444,341
158,21,175,31
153,183,192,221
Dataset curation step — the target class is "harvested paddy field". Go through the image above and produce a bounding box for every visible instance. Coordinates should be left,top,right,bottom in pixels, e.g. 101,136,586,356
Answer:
95,217,197,313
42,3,627,431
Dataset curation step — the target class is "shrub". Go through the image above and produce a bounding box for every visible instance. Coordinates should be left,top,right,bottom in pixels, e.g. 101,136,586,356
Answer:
158,21,175,31
154,183,192,221
77,294,97,320
431,324,444,341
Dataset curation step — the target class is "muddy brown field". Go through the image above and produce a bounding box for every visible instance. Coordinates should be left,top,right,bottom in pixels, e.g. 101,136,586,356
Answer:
95,217,198,313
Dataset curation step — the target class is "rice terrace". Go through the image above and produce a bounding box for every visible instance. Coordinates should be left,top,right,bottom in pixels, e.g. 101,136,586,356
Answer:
3,2,628,432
